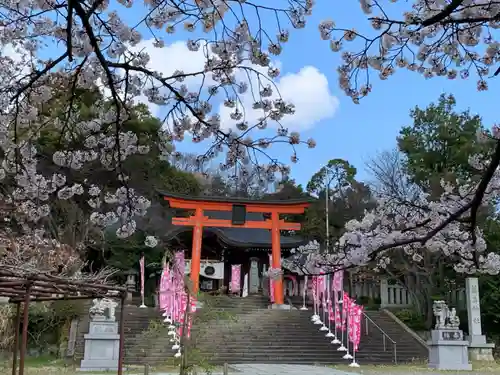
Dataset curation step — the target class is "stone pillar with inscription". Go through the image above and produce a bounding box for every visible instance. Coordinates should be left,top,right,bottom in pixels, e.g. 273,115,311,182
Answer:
249,257,260,294
465,277,495,361
427,300,471,371
379,279,389,308
79,298,120,372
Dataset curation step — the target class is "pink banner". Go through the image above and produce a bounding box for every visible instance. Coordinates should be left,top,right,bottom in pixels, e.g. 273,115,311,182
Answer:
178,292,187,337
311,276,318,303
173,251,185,324
230,264,241,294
178,294,197,338
334,302,342,328
333,271,343,292
174,251,185,281
328,300,334,321
159,263,170,311
317,275,325,302
349,304,364,352
139,254,145,304
186,298,197,338
268,254,274,302
342,293,352,331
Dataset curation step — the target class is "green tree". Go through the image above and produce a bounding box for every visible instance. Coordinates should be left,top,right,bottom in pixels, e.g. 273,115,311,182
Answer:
398,93,491,195
26,86,202,272
386,94,500,330
306,158,357,197
302,160,374,246
479,218,500,338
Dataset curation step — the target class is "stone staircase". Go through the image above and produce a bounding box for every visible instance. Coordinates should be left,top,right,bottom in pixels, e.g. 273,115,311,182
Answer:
363,310,428,363
189,296,427,365
122,295,272,366
74,296,428,367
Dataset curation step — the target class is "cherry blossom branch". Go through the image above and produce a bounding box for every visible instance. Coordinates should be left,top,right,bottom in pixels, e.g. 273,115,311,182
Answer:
421,0,465,26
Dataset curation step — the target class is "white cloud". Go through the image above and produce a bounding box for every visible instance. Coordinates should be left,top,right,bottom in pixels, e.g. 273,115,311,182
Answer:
119,39,339,131
131,39,207,87
1,44,24,62
1,44,34,82
126,39,208,118
219,66,339,132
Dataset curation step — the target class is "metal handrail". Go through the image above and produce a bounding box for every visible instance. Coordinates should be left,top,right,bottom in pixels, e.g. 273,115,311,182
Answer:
363,312,398,364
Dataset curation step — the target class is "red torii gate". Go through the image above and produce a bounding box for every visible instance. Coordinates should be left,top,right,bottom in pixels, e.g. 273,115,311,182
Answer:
160,192,311,305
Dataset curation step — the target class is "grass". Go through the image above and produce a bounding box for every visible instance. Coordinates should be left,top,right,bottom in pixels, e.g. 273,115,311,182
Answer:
0,355,227,375
329,361,500,373
6,356,500,375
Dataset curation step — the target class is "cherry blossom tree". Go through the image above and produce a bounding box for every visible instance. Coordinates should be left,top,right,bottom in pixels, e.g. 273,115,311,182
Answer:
319,0,500,101
329,132,500,275
3,0,500,279
309,1,500,276
0,0,317,259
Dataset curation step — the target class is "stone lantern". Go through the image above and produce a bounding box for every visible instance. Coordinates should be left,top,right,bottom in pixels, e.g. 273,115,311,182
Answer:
123,269,138,304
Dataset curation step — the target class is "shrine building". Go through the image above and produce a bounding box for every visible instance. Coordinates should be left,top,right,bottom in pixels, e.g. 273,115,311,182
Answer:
160,192,312,305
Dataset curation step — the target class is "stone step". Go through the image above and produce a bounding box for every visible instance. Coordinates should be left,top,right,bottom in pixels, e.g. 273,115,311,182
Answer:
124,348,404,358
122,352,412,365
190,340,417,348
92,300,426,367
195,348,398,356
191,358,394,365
192,330,416,339
191,337,408,351
121,354,386,365
126,356,393,364
191,346,415,355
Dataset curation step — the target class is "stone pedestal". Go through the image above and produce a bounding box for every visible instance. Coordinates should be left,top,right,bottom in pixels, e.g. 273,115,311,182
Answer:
249,258,260,294
380,279,389,308
465,278,496,361
427,329,471,371
270,303,291,310
79,320,120,371
467,334,495,361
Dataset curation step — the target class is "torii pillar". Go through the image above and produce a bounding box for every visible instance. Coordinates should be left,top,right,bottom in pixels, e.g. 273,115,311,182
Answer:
161,192,310,306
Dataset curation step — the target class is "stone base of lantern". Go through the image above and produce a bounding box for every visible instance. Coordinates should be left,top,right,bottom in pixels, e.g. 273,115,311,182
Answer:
270,303,291,310
467,334,495,361
427,329,471,371
79,321,120,372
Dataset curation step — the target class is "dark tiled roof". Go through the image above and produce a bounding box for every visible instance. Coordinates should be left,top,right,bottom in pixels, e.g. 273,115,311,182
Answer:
158,191,314,205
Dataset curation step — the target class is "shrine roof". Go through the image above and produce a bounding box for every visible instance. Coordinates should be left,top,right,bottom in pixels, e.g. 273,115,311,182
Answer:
158,191,314,206
164,210,308,249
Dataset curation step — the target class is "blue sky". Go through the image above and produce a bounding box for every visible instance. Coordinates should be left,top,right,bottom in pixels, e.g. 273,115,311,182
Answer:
36,1,498,188
154,1,496,187
257,0,498,187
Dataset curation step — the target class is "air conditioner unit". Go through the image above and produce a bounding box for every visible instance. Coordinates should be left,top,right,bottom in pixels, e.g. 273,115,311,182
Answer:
200,263,224,280
184,261,225,280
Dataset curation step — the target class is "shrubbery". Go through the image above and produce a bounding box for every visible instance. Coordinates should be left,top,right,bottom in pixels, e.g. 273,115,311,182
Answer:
0,300,83,356
393,308,427,331
356,296,381,310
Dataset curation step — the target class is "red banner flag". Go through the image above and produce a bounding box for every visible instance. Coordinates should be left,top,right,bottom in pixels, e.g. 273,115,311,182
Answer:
328,300,334,321
333,271,344,292
311,276,318,303
341,294,352,331
349,304,364,352
139,254,146,307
